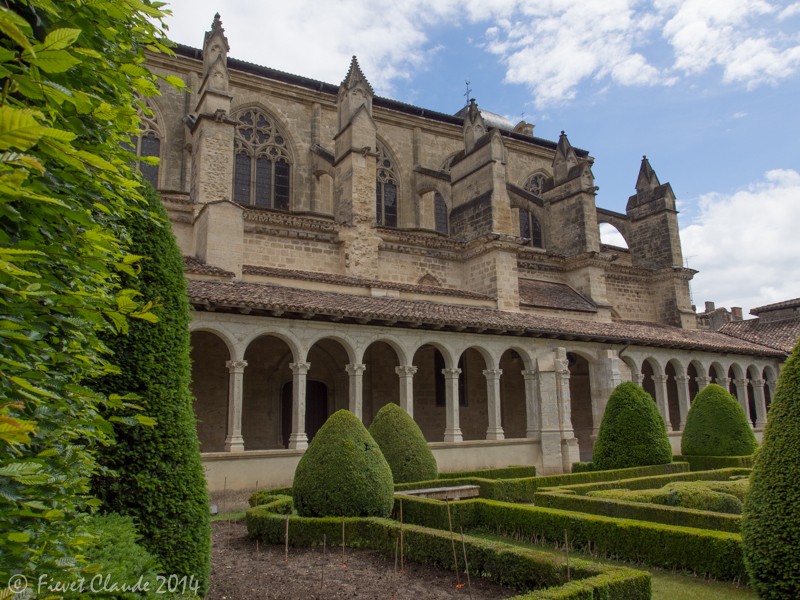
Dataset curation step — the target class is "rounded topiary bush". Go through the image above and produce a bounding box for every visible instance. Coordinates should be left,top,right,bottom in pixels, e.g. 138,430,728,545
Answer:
293,410,394,518
681,383,757,456
368,403,437,484
743,340,800,598
592,381,672,470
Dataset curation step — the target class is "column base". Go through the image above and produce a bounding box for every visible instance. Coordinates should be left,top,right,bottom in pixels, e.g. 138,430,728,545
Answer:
224,436,245,452
443,428,463,443
485,428,505,441
288,433,308,450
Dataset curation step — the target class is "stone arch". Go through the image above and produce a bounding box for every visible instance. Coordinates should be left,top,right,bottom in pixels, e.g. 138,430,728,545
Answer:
300,337,352,441
456,346,491,441
708,362,725,383
598,222,629,249
621,355,639,382
189,323,238,360
521,171,551,197
665,360,682,431
499,348,528,439
240,327,302,364
190,330,231,452
641,357,663,401
242,334,294,450
411,341,455,441
302,332,357,365
567,351,594,461
439,152,459,174
596,211,631,246
687,360,703,402
361,340,401,427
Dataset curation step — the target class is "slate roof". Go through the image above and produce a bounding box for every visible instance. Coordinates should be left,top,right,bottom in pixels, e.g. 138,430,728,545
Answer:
186,279,783,357
720,319,800,354
518,279,596,313
242,265,492,300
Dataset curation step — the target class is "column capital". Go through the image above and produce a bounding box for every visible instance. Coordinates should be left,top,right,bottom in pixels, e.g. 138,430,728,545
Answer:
482,368,503,379
695,375,711,387
521,369,538,380
226,359,248,373
289,361,310,375
734,377,748,387
345,363,367,376
674,375,690,384
632,373,645,385
652,374,668,384
751,378,765,387
395,365,418,377
442,367,461,379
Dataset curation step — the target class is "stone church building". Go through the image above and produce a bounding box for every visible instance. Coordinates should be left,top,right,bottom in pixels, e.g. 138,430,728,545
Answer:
141,16,786,492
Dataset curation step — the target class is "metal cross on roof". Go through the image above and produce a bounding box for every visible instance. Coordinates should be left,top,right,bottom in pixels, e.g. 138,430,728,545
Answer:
464,80,472,105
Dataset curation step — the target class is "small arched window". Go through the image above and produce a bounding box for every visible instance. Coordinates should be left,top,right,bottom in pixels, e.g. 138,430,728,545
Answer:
523,173,548,196
376,142,398,227
520,208,543,248
233,108,291,210
434,192,448,234
125,107,161,188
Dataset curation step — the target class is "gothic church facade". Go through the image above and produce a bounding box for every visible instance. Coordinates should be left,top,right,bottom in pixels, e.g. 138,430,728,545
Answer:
142,16,784,491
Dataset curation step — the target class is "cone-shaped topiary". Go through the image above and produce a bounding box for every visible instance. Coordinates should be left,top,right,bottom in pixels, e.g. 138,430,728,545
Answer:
293,409,394,518
592,381,672,471
681,383,757,456
91,185,211,592
743,340,800,598
368,403,437,483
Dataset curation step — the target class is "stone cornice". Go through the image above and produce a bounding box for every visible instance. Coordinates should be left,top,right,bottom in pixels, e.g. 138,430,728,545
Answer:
243,209,341,242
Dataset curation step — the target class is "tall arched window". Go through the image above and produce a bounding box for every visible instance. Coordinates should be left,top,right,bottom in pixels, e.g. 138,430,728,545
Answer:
434,192,448,234
125,107,161,188
523,172,548,196
233,108,291,210
376,142,398,227
520,208,543,248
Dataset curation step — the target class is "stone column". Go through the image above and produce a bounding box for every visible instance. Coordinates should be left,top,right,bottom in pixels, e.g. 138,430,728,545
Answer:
288,362,310,450
522,369,540,440
652,374,671,431
632,372,645,386
751,378,767,429
555,349,579,471
733,378,750,425
695,375,711,390
442,368,463,442
346,363,367,421
716,376,731,391
535,357,564,474
674,375,691,431
483,368,505,440
224,360,247,452
395,365,417,418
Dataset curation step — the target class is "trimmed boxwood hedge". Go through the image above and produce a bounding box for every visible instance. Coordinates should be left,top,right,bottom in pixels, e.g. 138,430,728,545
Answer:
592,382,673,470
587,483,743,514
396,495,745,581
368,402,437,483
743,339,800,599
438,465,536,480
293,409,394,518
91,185,211,592
551,468,751,496
534,491,742,532
246,495,651,599
674,454,755,471
681,384,757,457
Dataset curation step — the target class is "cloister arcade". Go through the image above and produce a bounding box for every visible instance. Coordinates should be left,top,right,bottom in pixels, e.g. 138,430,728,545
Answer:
188,312,779,474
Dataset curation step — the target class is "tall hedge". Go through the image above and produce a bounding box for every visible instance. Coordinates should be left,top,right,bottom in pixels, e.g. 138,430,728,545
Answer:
743,339,800,598
368,403,437,483
293,410,394,518
92,185,211,592
681,383,757,456
592,382,672,470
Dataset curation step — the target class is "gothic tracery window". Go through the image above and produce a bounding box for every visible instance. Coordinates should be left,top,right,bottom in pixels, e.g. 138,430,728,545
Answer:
125,108,161,188
520,208,543,249
523,173,547,196
376,142,398,227
434,192,448,234
233,108,291,210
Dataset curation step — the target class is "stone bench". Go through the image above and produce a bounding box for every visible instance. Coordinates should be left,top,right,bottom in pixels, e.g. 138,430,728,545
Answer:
395,485,480,501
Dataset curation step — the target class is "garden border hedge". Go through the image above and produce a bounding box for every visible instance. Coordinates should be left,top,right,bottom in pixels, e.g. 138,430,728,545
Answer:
533,491,741,532
546,468,751,496
438,466,536,480
393,495,745,581
673,455,754,471
246,496,650,599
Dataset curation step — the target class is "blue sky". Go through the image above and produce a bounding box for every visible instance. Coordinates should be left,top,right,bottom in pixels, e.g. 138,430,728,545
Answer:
161,0,800,315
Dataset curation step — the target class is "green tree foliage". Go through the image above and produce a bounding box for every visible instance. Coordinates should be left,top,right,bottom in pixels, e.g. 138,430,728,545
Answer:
0,0,174,585
592,382,673,471
681,383,757,456
368,403,438,483
92,185,211,592
293,410,394,518
743,340,800,598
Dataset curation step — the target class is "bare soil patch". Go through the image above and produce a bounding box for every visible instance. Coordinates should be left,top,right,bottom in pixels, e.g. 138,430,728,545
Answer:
207,521,518,600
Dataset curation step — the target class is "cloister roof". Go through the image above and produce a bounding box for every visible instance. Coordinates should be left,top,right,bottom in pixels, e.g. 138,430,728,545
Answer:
720,318,800,354
186,278,784,358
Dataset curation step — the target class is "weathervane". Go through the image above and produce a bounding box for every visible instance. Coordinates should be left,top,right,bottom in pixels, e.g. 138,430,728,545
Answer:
464,80,472,105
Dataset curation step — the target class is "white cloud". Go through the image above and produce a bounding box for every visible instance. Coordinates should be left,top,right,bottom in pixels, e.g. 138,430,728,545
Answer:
681,169,800,313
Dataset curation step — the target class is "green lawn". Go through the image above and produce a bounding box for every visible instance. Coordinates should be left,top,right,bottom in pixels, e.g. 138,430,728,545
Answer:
473,532,757,600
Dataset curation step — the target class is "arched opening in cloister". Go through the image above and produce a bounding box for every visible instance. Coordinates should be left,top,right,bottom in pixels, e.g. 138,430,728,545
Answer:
567,352,593,461
412,344,448,442
362,340,401,427
456,347,489,441
499,349,527,439
190,330,231,452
